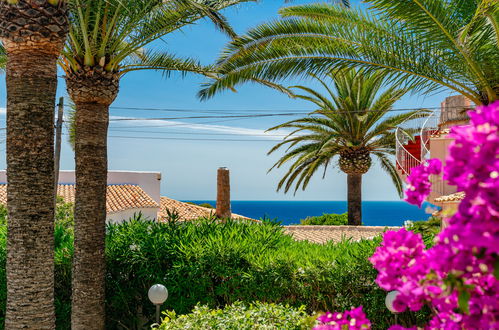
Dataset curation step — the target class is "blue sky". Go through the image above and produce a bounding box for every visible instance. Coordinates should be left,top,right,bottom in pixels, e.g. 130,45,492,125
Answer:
0,0,453,201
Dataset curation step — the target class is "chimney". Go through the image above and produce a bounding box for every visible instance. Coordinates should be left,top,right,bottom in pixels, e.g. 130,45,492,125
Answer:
216,167,231,219
440,95,472,128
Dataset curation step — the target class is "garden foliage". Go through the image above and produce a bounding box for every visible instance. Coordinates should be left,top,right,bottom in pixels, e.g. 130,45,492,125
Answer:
0,210,436,329
157,301,313,329
300,213,348,226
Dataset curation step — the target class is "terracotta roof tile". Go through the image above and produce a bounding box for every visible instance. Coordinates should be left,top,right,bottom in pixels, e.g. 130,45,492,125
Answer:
434,191,465,202
284,225,401,244
159,196,252,221
0,184,159,214
106,185,159,213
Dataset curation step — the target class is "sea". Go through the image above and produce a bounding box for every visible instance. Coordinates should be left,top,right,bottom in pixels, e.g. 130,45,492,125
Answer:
183,201,434,226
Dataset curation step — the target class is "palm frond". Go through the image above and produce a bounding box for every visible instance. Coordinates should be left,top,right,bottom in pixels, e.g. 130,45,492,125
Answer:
120,49,214,77
199,2,498,104
62,0,252,75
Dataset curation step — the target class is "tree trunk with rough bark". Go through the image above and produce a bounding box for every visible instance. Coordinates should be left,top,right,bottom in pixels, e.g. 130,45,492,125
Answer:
347,174,362,226
0,1,67,328
66,69,119,330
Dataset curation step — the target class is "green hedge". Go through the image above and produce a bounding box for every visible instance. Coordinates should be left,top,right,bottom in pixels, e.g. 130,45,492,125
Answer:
299,213,348,225
158,302,313,329
0,210,435,329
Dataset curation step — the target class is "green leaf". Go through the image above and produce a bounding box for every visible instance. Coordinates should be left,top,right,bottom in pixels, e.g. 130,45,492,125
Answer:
458,289,470,315
494,256,499,280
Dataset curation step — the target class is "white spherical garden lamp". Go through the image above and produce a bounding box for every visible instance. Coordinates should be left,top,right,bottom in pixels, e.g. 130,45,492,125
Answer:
385,290,400,313
148,284,168,324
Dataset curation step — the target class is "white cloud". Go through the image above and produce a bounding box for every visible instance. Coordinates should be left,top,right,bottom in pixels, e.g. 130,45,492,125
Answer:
108,115,293,140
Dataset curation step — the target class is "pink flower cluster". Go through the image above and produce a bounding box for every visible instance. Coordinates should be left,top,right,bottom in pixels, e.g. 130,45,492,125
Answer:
404,158,442,207
370,101,499,329
314,306,371,330
369,229,430,312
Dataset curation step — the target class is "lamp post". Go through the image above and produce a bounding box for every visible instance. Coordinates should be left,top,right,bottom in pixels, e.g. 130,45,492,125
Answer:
148,284,168,324
385,290,400,313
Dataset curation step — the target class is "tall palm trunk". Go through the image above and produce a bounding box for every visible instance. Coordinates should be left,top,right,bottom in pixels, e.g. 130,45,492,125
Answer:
347,174,362,226
66,70,118,329
0,1,67,328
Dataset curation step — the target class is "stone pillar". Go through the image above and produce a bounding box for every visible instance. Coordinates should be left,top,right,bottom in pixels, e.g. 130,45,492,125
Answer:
216,167,231,219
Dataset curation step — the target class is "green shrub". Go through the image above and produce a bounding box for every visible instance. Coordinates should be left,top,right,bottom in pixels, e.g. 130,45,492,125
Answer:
0,206,7,226
185,202,214,209
158,302,313,329
300,212,348,225
405,216,441,247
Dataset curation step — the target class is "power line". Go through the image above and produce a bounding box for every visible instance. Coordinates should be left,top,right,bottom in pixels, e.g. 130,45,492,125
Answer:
109,113,308,121
61,133,274,142
108,116,271,128
105,105,475,121
107,106,309,115
108,128,288,137
103,105,473,113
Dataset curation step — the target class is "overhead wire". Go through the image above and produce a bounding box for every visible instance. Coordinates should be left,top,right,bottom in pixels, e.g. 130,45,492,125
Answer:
60,133,276,142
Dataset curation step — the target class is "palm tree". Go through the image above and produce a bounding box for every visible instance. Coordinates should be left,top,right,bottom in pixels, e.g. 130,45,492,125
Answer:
60,0,251,328
199,0,498,105
267,69,423,225
0,0,68,328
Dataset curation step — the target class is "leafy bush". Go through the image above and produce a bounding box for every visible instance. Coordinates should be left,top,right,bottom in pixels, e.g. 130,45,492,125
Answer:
299,212,348,225
185,202,214,209
158,302,313,329
404,216,441,247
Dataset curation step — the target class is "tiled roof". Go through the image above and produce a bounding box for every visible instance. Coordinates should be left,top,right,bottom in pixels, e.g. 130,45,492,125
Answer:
284,225,401,244
0,184,159,214
434,191,465,203
159,196,252,221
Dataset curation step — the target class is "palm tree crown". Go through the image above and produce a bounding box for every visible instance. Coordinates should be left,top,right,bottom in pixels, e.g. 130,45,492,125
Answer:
200,0,498,105
61,0,252,79
268,69,423,224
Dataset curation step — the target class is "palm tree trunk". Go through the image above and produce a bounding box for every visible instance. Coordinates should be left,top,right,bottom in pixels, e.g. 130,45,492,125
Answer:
4,44,58,330
71,101,109,329
347,174,362,226
66,70,118,330
0,1,68,327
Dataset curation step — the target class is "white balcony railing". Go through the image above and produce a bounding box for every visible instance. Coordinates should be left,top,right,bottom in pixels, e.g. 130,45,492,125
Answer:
395,111,432,176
